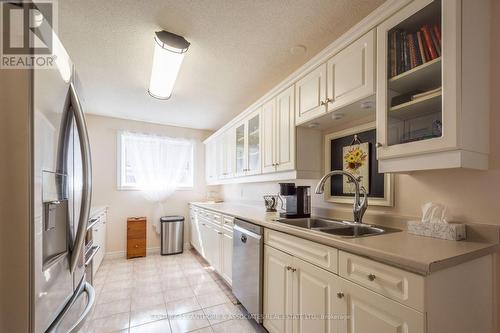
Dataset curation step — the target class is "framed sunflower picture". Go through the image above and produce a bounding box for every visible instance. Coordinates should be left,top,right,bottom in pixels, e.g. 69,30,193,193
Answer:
342,142,370,194
324,122,394,207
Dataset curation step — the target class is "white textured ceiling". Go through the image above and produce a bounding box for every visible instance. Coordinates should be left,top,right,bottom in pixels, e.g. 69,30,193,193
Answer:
59,0,383,130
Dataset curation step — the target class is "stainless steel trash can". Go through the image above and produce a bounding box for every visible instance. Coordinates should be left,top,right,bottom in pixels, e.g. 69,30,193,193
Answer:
160,216,184,255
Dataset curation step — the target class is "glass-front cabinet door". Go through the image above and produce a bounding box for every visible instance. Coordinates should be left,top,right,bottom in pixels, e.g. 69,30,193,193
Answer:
246,111,261,175
376,0,459,160
235,122,246,176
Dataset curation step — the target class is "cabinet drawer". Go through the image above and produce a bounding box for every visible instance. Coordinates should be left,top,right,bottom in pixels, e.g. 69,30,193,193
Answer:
222,215,234,227
339,251,424,311
127,238,146,258
264,229,338,274
127,221,146,239
205,210,222,224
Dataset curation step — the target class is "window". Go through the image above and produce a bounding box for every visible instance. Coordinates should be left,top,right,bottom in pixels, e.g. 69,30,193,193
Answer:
118,131,194,190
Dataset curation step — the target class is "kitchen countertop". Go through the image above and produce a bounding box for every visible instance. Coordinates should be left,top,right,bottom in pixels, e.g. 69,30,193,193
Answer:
190,202,499,276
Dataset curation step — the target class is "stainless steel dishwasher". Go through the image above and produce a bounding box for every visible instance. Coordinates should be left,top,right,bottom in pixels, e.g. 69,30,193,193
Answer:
232,218,263,323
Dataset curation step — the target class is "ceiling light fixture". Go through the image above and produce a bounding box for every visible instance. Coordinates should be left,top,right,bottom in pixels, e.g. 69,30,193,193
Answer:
148,30,190,100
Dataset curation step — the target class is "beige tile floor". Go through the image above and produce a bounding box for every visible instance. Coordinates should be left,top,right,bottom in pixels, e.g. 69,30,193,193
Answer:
82,250,266,333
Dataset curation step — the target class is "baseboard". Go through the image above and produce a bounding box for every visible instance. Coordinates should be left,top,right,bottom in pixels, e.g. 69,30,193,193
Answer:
104,245,191,260
104,246,160,260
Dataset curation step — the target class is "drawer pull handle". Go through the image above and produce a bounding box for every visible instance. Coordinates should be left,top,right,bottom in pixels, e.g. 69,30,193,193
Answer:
368,274,376,281
336,292,344,299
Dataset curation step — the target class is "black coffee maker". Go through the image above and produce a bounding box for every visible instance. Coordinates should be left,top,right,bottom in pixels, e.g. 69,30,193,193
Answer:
279,183,311,218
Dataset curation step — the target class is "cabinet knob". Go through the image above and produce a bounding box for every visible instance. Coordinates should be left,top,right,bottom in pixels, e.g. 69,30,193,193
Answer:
376,142,383,148
336,292,344,299
368,273,376,281
291,267,296,272
286,266,291,271
134,244,139,248
320,100,326,106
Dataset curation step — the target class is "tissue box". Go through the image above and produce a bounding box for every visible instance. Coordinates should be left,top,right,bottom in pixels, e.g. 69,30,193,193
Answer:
407,220,466,241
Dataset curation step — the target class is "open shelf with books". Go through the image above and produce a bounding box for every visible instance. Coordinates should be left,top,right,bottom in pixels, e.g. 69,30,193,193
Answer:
376,0,490,172
384,0,442,147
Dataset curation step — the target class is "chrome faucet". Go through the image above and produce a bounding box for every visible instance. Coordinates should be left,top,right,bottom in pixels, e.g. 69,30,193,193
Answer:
315,170,368,223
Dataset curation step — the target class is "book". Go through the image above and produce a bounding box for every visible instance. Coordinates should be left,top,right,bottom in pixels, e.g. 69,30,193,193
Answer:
413,33,423,66
421,25,438,60
433,23,441,44
390,31,397,77
416,31,427,63
397,30,403,74
430,28,441,56
403,31,409,72
411,87,442,100
408,33,418,69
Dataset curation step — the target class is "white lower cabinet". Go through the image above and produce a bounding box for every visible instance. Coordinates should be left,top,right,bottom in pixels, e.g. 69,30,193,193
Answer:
263,245,294,333
292,255,341,333
336,278,424,333
189,206,233,285
91,208,107,277
220,227,233,284
263,232,425,333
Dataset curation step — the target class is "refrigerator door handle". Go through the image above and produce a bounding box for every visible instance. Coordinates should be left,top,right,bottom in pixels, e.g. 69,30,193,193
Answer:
69,83,93,274
46,278,96,333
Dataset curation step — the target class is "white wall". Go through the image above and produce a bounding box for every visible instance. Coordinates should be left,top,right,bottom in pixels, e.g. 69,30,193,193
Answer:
86,114,217,255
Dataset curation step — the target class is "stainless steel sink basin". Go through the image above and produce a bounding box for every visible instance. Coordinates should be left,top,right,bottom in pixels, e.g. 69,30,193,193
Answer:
275,217,401,238
274,218,347,229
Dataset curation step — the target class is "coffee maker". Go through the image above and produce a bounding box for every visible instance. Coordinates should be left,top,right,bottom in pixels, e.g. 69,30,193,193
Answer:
279,183,311,218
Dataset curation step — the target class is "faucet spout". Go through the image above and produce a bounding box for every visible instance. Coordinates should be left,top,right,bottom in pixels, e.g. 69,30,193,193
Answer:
315,170,368,223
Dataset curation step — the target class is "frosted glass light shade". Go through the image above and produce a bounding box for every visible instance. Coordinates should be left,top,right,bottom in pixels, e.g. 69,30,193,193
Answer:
148,31,190,100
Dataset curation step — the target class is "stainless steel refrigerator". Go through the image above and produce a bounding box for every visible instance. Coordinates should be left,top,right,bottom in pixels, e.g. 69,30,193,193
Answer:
0,3,95,331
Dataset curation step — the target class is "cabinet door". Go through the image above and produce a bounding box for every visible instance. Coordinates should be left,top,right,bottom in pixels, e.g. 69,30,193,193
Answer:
224,129,234,178
337,278,425,333
207,222,222,272
292,256,340,333
276,86,295,172
205,141,217,183
220,228,233,285
326,30,375,111
234,122,246,177
246,111,261,175
263,245,294,333
295,64,327,125
376,0,457,162
190,213,201,253
262,99,277,173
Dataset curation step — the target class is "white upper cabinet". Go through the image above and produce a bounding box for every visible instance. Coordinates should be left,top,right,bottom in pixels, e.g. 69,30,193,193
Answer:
276,87,296,172
295,65,327,125
234,109,262,177
246,111,262,175
217,129,234,179
376,0,490,172
205,140,217,184
262,98,277,173
262,86,296,174
326,29,375,112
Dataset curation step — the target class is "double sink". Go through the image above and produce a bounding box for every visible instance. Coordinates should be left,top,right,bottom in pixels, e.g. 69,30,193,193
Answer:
275,217,401,238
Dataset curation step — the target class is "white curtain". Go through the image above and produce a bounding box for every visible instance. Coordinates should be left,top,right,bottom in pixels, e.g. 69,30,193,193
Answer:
122,131,193,234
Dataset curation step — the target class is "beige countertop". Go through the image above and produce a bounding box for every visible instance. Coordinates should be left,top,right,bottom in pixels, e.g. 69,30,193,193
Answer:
190,202,499,276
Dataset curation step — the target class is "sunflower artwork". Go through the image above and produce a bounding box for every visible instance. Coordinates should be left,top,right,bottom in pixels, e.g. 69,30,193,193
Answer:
342,142,369,194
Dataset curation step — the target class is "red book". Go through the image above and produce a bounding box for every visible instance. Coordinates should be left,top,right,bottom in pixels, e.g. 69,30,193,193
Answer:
421,25,438,60
416,31,427,63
